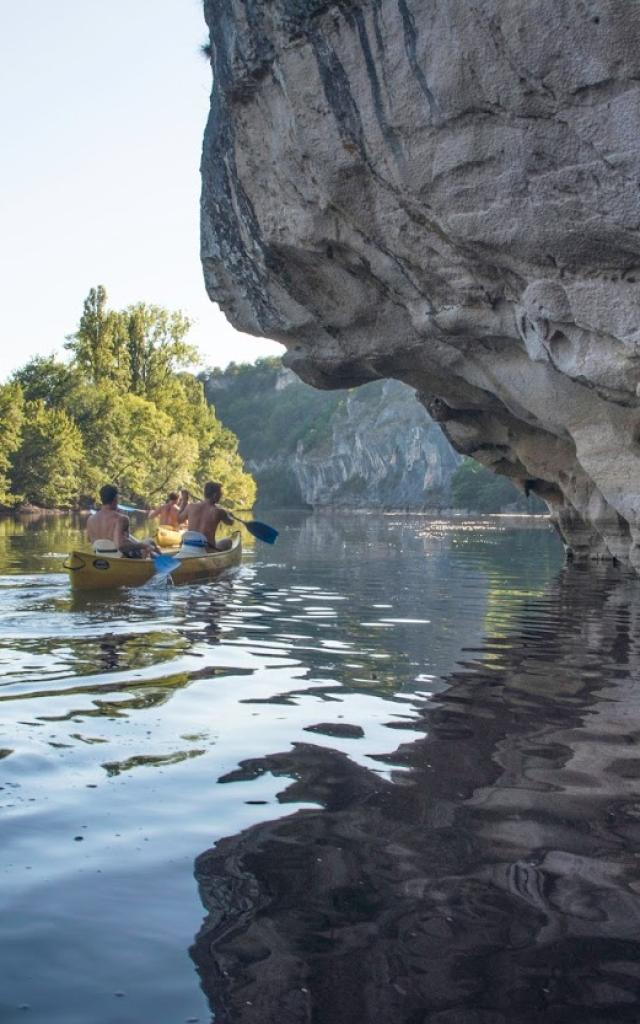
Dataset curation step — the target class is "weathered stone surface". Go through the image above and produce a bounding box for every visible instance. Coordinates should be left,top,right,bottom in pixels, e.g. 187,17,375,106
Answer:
292,377,461,508
201,0,640,566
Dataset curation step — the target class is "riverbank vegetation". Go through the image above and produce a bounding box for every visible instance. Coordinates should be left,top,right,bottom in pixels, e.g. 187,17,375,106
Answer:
451,458,545,514
204,358,344,462
0,287,256,510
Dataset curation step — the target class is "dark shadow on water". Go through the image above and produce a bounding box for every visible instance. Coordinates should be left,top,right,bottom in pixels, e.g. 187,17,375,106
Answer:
191,564,640,1023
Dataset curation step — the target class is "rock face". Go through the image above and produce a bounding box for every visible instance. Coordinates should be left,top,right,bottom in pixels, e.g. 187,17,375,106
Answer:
205,364,460,508
292,377,460,507
201,0,640,566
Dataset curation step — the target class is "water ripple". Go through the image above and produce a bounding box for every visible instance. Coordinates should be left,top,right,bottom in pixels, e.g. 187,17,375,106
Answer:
0,511,567,1023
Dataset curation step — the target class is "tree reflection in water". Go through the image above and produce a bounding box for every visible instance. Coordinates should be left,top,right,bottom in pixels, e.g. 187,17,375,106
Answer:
191,564,640,1023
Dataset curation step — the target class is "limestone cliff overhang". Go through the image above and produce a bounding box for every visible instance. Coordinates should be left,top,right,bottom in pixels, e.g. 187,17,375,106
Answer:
200,0,640,567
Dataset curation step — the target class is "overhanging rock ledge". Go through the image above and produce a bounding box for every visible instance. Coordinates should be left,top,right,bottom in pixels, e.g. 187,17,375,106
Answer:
200,0,640,567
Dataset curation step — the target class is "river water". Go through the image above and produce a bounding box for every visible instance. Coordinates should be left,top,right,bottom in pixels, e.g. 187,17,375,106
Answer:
2,512,640,1023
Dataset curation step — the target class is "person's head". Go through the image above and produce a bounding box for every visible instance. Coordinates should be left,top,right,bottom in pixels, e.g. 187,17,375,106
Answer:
179,488,189,500
166,491,179,504
99,484,119,508
204,481,222,503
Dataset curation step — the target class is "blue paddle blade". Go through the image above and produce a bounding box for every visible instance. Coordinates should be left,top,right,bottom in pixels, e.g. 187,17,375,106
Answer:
244,519,278,544
152,553,181,574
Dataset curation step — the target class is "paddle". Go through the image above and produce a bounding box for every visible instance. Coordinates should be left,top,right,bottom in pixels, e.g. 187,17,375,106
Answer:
119,502,147,514
152,552,181,574
88,502,148,515
229,513,278,545
186,490,279,545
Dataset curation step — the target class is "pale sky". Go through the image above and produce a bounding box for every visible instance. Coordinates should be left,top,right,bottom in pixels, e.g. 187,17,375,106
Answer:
0,0,284,382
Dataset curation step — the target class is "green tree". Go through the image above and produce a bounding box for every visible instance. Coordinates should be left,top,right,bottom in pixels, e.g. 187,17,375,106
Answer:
13,356,81,407
124,303,196,402
70,387,199,506
0,383,24,505
153,373,256,506
65,286,130,389
11,401,84,507
2,289,256,512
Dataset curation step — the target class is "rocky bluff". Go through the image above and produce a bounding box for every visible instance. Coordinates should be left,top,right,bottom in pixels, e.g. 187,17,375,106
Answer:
201,0,640,565
204,363,460,508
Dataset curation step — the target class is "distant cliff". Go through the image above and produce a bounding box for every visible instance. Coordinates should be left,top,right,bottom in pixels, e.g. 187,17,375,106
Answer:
202,360,460,509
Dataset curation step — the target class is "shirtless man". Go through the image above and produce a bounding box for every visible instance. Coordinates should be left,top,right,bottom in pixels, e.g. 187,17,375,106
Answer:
87,484,159,558
148,492,181,529
177,481,234,551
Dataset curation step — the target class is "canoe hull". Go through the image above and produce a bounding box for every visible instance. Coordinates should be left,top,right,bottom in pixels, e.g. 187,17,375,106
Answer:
65,533,242,590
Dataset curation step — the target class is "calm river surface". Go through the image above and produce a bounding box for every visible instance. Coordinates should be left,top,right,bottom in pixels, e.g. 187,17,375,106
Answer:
3,512,640,1023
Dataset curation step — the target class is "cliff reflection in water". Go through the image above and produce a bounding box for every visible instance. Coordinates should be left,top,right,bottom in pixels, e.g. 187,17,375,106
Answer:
192,564,640,1024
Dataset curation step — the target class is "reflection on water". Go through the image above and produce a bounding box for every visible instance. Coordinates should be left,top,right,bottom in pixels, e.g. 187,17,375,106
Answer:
192,562,640,1024
2,510,614,1024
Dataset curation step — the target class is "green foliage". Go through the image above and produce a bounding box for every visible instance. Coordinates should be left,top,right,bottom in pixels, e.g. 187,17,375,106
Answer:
11,401,84,507
64,286,129,390
202,358,343,465
247,464,308,508
451,458,544,513
0,383,24,505
2,287,255,510
124,304,197,402
67,387,194,505
197,447,257,510
65,288,197,403
13,356,82,408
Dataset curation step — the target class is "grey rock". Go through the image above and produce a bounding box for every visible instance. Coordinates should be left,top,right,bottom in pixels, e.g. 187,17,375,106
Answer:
205,365,462,508
201,0,640,567
304,722,365,738
292,378,460,508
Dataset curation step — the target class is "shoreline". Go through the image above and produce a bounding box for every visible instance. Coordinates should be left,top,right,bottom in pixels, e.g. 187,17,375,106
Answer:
0,504,551,520
0,504,91,518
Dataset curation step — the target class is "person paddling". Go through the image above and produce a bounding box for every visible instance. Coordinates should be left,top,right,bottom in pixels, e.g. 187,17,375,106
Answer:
177,481,234,552
148,491,181,529
88,484,159,559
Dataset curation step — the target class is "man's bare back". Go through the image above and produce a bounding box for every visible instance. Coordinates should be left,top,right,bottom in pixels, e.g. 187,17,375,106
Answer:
178,482,234,550
87,506,128,547
88,485,159,557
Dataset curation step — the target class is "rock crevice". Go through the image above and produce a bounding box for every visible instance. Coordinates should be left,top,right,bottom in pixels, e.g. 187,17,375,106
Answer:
201,0,640,566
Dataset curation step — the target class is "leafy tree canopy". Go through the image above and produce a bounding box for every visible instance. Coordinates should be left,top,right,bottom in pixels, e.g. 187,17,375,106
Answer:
13,356,82,408
2,287,255,510
0,383,24,505
11,401,84,508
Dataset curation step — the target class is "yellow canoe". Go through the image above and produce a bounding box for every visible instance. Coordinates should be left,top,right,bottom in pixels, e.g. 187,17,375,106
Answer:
65,532,242,591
